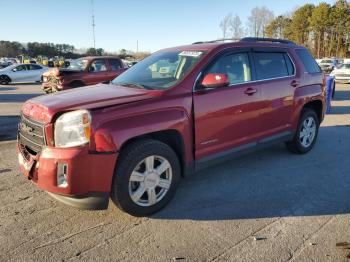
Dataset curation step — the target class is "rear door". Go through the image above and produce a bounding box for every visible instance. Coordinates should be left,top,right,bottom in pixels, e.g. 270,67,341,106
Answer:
251,49,296,137
193,50,266,160
27,64,44,82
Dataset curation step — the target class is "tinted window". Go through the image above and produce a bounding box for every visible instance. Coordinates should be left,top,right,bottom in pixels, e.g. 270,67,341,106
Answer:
254,52,290,80
109,59,122,71
15,65,27,71
28,64,42,70
295,49,321,73
206,53,251,85
90,59,107,72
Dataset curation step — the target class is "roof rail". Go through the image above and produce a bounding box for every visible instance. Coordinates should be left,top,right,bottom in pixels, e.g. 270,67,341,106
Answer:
192,38,241,44
192,37,296,45
240,37,296,45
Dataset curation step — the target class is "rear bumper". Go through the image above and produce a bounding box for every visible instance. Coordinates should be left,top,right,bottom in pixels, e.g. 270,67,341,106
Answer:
17,143,118,210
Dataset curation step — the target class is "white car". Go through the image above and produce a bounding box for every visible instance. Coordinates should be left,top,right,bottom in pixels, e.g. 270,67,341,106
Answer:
0,63,49,85
330,63,350,83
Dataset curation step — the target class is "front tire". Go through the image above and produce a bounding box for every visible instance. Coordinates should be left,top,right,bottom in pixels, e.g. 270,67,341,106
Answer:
286,108,319,154
111,139,181,216
0,75,11,85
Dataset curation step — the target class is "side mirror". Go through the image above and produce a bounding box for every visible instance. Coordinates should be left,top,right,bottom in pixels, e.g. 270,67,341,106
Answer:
88,66,95,72
201,73,229,89
12,68,17,72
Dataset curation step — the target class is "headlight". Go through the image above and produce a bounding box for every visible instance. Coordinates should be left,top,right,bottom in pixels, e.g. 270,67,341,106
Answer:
54,110,91,148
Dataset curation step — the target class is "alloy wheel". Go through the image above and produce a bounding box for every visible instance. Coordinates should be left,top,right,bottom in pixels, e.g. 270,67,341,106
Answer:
128,155,172,207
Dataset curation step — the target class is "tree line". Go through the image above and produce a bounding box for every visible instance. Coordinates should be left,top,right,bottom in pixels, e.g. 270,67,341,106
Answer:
220,0,350,58
0,40,149,60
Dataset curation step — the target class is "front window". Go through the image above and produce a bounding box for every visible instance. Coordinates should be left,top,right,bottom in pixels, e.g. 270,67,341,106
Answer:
112,50,206,90
67,58,89,71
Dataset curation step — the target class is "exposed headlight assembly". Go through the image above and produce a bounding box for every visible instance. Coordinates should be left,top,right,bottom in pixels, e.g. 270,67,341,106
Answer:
54,110,91,148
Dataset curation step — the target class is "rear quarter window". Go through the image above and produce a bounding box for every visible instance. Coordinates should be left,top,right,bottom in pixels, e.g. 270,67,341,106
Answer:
295,49,321,74
254,52,292,80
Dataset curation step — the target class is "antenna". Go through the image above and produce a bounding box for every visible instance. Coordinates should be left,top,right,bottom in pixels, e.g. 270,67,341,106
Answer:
91,0,96,49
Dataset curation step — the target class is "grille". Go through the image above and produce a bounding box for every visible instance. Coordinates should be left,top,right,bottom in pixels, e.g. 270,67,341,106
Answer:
18,115,46,154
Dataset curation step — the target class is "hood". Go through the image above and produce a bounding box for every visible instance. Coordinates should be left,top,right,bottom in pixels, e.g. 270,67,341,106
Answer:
23,84,160,123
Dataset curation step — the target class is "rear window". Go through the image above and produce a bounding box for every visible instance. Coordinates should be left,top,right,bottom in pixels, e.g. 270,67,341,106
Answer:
295,49,321,74
254,52,292,80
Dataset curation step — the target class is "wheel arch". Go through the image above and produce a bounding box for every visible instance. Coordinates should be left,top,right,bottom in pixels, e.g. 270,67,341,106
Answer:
117,129,188,177
302,100,323,123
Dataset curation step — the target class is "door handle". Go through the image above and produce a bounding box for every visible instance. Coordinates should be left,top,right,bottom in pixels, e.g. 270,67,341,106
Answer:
244,88,257,96
290,80,300,87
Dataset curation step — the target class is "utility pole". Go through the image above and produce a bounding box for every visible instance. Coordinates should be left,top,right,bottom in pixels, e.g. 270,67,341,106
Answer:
91,0,96,49
137,40,139,53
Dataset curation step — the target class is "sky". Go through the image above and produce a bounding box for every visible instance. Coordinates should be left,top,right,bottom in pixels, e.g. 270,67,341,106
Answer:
1,0,334,53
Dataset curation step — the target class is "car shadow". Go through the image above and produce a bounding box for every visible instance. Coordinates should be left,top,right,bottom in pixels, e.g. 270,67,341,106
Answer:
0,93,43,103
0,116,20,141
153,125,350,221
329,106,350,114
333,89,350,101
0,87,17,91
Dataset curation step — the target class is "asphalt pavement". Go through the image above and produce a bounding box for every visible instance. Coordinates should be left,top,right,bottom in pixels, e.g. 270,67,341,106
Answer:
0,83,350,261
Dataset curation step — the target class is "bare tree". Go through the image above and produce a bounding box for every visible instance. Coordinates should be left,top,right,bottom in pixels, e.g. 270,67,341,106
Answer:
230,15,244,38
248,7,274,37
220,13,233,39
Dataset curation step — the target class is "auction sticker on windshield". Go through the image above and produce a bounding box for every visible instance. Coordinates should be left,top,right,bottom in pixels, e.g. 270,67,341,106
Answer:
179,51,203,57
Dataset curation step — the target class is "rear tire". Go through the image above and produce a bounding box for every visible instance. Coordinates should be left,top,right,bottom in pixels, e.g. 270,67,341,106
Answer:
286,108,319,154
111,139,181,216
0,75,11,85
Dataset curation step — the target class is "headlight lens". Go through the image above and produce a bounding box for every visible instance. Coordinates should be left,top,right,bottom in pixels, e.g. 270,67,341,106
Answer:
54,110,91,148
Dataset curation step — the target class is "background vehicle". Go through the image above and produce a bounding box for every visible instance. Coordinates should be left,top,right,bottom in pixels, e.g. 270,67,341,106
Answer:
0,63,49,84
0,61,12,69
330,63,350,83
18,38,325,216
42,56,126,93
318,58,338,73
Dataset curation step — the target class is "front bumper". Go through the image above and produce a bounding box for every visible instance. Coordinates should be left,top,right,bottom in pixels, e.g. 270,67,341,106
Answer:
17,143,117,210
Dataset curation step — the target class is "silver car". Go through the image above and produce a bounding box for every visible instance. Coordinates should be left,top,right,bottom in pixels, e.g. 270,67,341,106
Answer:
0,63,49,85
330,63,350,83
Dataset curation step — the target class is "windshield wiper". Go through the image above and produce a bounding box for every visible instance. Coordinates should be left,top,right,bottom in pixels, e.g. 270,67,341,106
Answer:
114,82,153,90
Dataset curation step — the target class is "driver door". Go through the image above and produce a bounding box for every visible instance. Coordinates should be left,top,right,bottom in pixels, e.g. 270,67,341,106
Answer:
193,51,265,160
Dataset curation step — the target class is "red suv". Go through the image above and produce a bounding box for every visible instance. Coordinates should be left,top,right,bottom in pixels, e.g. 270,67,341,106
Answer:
18,38,325,216
42,56,126,93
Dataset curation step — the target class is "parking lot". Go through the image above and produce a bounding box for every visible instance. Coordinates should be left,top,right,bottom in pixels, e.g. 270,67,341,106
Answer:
1,83,350,261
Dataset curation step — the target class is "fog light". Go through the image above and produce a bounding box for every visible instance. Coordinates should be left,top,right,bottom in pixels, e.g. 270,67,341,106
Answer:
57,163,68,188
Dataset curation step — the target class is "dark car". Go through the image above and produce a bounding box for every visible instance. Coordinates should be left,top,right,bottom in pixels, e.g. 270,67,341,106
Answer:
18,38,325,216
42,56,127,93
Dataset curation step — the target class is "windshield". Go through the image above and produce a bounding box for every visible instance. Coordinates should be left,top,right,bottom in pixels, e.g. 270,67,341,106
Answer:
67,58,88,71
338,64,350,69
112,50,206,90
321,60,333,64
